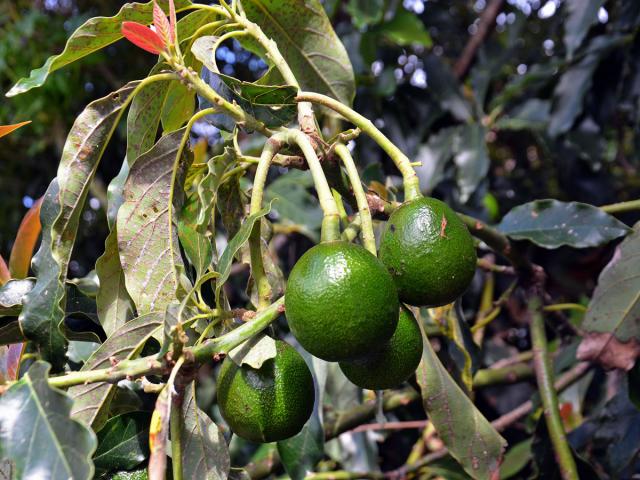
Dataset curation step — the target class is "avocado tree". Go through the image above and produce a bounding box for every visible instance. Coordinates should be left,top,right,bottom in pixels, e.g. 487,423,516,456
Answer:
1,1,640,479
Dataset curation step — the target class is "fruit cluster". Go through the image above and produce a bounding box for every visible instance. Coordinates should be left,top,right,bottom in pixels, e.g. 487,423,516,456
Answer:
218,196,477,443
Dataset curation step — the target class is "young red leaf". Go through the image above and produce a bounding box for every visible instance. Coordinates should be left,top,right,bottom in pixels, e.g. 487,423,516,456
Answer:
153,1,172,45
0,121,31,139
121,21,165,54
168,0,177,43
9,196,43,279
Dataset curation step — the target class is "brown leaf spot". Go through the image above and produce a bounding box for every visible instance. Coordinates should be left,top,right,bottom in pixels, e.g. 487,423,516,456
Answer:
577,332,640,370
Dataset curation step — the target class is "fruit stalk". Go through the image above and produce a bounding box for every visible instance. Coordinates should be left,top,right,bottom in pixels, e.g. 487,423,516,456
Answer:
295,92,422,201
249,133,287,309
285,129,342,242
334,143,376,255
529,297,579,480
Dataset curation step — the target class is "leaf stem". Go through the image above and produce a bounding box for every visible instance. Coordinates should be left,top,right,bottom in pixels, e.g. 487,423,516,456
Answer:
334,144,376,255
529,298,579,480
284,129,341,242
249,133,287,309
295,92,421,201
600,198,640,214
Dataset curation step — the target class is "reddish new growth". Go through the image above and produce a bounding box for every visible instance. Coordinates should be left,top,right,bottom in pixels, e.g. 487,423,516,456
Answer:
121,0,176,55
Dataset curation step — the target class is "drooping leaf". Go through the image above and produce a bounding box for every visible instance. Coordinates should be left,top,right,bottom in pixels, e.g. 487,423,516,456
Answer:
178,192,213,279
117,129,191,314
0,279,34,317
20,82,138,370
69,314,163,430
240,0,355,106
416,323,506,479
577,224,640,370
498,200,630,249
96,228,135,337
126,74,172,166
106,160,130,229
0,121,31,138
0,361,97,480
549,35,623,137
563,0,605,59
7,0,192,96
215,202,273,302
180,382,230,479
453,123,489,203
93,412,150,474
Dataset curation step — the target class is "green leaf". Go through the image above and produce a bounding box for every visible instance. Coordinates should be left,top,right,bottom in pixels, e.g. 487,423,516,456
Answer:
549,35,623,137
277,411,324,480
96,228,135,338
0,319,26,347
6,0,192,97
376,8,432,47
176,9,220,43
215,202,273,302
563,0,605,59
20,82,138,370
423,55,472,122
500,439,532,479
498,200,630,249
454,124,489,203
264,170,323,238
0,361,97,479
415,324,506,479
229,333,277,369
240,0,355,106
178,192,213,278
126,74,171,166
494,99,551,131
117,129,192,315
345,0,384,29
93,412,150,474
69,314,162,430
578,224,640,370
180,382,230,479
161,81,195,132
0,278,34,317
191,36,298,129
109,469,149,480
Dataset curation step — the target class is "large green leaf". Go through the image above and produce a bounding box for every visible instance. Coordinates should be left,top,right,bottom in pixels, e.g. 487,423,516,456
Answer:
117,129,191,314
240,0,355,106
0,361,97,479
69,314,162,430
178,193,214,279
6,0,192,96
19,82,138,370
498,200,630,249
563,0,605,59
416,324,506,479
180,382,230,479
277,412,324,480
93,412,150,474
578,224,640,370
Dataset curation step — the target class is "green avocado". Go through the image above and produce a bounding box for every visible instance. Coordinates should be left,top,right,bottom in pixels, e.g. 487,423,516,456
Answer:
217,339,314,443
340,307,423,390
379,197,477,307
285,241,399,362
